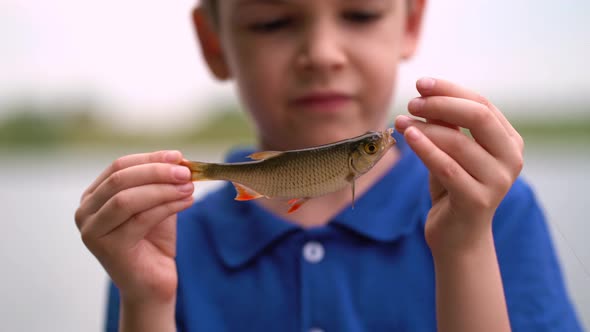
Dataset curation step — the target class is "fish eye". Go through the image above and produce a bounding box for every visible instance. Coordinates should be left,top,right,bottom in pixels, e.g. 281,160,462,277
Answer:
364,142,378,154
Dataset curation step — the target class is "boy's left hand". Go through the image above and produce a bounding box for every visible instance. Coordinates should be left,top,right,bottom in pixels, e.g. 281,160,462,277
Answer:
394,78,524,256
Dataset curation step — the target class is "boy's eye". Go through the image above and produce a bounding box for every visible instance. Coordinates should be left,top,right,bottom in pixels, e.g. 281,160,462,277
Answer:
248,17,293,33
342,11,382,24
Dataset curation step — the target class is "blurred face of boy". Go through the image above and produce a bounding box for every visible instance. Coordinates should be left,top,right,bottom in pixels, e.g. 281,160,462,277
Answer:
194,0,425,150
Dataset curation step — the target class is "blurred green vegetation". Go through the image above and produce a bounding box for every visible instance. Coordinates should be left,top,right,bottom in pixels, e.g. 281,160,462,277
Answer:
0,101,256,151
0,101,589,151
514,119,590,146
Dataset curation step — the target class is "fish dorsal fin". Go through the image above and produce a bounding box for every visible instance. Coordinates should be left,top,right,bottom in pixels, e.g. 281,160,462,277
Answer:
247,151,283,161
233,182,264,201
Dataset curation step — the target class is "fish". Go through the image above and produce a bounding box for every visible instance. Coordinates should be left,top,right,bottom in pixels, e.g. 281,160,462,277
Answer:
181,128,396,213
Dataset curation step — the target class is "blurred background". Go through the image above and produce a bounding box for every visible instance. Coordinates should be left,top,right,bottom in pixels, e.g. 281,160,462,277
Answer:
1,0,589,330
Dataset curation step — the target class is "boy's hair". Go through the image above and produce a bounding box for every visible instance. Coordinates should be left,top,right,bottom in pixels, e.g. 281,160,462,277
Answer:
200,0,219,26
199,0,415,26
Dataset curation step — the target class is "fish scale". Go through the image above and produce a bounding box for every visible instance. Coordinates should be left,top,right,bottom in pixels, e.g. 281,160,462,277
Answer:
215,149,349,198
182,128,395,213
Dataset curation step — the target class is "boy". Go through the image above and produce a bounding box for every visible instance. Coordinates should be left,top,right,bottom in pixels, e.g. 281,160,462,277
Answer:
75,0,582,331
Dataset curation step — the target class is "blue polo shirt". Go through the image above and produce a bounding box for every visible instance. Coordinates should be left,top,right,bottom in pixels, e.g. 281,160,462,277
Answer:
106,133,582,331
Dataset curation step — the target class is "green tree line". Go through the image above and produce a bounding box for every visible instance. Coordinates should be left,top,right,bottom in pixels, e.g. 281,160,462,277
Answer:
1,102,589,149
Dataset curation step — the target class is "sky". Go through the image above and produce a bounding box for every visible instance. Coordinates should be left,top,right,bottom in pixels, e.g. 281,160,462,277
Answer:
1,0,589,129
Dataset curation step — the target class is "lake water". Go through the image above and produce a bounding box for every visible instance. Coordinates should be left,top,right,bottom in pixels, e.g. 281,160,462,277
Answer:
0,145,588,331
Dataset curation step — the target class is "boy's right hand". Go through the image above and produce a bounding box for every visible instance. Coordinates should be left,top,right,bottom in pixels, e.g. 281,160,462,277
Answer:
75,150,194,306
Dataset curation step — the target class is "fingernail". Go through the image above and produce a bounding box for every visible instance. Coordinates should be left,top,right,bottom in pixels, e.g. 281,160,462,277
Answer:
395,115,411,129
417,77,435,90
173,166,191,181
408,98,425,112
176,182,194,193
180,196,194,203
406,127,421,141
164,151,181,163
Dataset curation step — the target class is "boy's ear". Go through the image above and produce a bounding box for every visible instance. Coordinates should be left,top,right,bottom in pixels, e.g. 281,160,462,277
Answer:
192,7,231,80
401,0,427,60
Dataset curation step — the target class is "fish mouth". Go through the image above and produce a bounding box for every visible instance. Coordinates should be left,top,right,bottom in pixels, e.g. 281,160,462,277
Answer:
381,128,396,149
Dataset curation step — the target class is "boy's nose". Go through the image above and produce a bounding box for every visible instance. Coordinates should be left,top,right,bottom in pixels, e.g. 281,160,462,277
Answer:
295,22,347,73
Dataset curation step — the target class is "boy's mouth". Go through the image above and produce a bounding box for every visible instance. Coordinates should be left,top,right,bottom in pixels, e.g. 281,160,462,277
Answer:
290,91,353,113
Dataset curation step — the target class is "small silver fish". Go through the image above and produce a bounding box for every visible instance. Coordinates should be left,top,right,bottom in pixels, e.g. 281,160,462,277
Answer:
181,128,395,213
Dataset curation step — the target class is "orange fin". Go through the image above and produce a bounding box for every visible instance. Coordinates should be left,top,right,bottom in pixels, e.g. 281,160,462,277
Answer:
287,198,310,214
179,159,210,181
233,182,264,201
247,151,283,161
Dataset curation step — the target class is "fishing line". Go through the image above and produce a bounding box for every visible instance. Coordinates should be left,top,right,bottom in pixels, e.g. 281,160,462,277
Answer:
549,218,590,279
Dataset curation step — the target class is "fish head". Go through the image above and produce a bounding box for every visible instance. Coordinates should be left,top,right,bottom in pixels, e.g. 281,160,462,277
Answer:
349,128,396,175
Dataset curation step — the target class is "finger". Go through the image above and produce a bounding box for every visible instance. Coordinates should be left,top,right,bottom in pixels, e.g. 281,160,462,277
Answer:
489,105,525,152
425,118,460,132
416,77,521,143
82,150,183,200
83,182,194,238
407,96,515,161
415,77,483,101
396,115,502,184
110,196,193,249
80,162,192,217
403,126,480,198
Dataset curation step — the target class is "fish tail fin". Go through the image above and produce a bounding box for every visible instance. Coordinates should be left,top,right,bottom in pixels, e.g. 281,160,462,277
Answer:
180,159,210,181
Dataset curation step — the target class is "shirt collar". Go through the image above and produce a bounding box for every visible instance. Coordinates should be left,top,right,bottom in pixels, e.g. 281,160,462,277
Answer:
201,131,430,269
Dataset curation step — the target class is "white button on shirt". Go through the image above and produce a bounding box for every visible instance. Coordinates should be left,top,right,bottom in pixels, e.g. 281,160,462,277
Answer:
309,328,324,332
302,241,325,263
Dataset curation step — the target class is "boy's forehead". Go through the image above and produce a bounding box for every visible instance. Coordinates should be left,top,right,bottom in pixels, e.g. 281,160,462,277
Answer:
230,0,392,6
233,0,289,7
208,0,403,22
